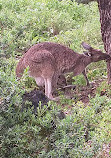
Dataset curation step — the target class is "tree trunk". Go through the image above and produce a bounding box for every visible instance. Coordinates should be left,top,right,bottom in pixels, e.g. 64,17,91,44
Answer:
97,0,111,84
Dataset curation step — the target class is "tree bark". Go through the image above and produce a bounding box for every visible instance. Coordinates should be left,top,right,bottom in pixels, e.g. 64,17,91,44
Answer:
97,0,111,84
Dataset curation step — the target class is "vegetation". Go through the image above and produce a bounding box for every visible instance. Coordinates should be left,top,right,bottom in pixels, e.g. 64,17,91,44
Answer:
0,0,111,157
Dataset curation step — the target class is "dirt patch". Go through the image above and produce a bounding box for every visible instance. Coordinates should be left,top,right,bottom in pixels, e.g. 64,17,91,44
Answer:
58,79,106,104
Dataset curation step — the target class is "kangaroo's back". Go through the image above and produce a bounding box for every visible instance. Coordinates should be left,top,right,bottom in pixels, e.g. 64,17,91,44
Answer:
25,42,79,59
24,42,80,72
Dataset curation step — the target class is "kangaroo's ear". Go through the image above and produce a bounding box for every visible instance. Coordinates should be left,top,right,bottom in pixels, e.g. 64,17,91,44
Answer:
81,42,92,50
83,51,91,56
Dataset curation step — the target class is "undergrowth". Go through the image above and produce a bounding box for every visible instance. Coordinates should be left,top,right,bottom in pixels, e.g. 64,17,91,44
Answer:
0,94,111,158
0,0,111,157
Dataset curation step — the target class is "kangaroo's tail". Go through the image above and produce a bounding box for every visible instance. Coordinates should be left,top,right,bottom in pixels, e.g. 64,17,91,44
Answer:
16,57,26,78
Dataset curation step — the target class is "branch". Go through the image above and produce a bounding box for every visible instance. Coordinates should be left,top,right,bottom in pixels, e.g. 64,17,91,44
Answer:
75,0,96,4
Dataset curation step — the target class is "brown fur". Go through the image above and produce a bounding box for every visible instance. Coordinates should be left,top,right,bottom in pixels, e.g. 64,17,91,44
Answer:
16,42,111,100
16,56,26,78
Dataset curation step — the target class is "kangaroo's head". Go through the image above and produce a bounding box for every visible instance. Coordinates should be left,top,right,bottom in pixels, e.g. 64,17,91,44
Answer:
82,42,111,62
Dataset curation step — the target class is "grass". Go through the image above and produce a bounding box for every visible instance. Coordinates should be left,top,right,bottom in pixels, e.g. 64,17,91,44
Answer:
0,0,111,157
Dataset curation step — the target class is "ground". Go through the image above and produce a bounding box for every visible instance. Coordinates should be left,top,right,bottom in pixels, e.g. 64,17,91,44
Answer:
56,78,107,104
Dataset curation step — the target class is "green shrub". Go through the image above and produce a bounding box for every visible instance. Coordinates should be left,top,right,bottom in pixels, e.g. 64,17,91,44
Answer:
1,94,111,158
0,0,101,56
0,1,111,157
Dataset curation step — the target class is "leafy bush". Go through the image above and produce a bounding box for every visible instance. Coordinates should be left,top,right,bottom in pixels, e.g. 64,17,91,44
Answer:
1,95,111,158
96,81,111,97
0,0,101,57
0,0,111,157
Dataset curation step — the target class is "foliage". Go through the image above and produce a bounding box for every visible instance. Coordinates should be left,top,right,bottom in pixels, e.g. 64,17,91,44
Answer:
1,95,111,158
96,81,111,97
0,0,111,157
0,0,101,57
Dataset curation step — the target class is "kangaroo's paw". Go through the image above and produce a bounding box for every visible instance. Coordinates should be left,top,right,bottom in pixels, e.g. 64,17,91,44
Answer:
49,96,60,101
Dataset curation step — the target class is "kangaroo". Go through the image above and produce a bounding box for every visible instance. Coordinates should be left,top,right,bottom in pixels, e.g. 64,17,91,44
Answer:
16,42,111,100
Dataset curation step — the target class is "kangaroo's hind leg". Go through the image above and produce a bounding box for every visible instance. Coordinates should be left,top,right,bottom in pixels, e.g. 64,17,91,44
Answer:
35,77,45,86
51,73,59,93
44,78,59,101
